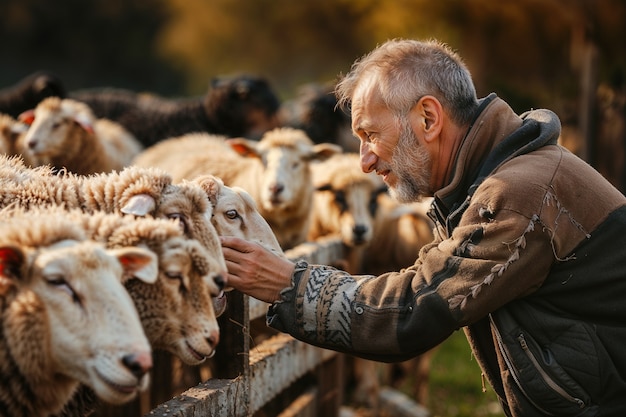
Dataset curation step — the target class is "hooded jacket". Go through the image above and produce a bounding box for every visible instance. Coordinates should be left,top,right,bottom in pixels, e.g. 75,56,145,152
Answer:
268,94,626,416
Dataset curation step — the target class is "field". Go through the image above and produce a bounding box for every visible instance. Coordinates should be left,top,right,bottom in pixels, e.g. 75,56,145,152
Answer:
424,330,506,417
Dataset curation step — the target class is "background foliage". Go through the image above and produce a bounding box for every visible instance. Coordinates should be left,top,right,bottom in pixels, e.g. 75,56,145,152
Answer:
2,0,624,105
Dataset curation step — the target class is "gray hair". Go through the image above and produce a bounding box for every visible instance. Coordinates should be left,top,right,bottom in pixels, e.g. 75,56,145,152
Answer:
335,38,479,127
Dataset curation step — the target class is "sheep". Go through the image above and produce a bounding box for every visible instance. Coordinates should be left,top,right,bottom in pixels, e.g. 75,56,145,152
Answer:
279,82,358,153
350,194,436,409
0,155,225,265
307,152,387,273
133,128,343,250
69,74,281,147
0,205,226,360
192,174,284,256
16,96,143,175
0,70,66,118
0,210,157,417
361,194,435,275
0,206,224,417
0,113,28,156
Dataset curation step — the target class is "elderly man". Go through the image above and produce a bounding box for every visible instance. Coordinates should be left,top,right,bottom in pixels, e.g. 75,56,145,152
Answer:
221,38,626,416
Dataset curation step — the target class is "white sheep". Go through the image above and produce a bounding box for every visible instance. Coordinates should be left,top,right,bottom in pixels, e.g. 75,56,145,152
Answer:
17,96,143,175
0,205,226,360
192,174,284,256
1,206,224,417
0,211,157,417
133,127,342,249
307,152,387,273
0,155,226,270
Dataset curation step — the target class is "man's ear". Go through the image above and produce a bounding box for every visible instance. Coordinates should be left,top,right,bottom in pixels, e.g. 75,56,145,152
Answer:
409,95,443,143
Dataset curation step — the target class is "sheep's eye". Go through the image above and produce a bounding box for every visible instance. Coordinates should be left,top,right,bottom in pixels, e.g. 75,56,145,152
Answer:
47,276,80,304
369,196,379,216
225,209,239,220
165,271,186,292
167,213,188,234
334,191,348,212
51,121,63,130
292,161,300,169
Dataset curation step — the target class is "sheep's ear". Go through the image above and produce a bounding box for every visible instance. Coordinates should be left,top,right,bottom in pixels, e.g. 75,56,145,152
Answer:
191,175,222,207
0,246,25,295
308,143,343,162
227,138,261,159
121,194,156,216
10,122,29,135
17,109,35,125
73,112,94,134
111,246,158,284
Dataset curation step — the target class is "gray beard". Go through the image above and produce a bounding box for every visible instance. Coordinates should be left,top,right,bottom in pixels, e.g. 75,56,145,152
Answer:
389,121,432,203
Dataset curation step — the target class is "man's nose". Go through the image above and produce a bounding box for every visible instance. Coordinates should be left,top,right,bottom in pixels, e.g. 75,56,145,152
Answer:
360,141,376,173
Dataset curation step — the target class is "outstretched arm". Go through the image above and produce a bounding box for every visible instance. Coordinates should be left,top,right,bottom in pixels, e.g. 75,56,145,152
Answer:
220,236,295,303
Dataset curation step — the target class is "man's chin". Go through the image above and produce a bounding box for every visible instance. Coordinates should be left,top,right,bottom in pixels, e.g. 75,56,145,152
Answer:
389,186,421,204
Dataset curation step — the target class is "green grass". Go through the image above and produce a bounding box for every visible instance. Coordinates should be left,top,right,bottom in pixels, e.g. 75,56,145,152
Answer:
425,330,506,417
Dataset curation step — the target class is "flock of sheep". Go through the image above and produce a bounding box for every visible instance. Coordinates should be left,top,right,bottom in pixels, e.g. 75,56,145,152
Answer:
0,71,436,416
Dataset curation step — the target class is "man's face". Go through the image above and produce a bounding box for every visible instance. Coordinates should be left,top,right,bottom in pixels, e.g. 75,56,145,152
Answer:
352,85,431,203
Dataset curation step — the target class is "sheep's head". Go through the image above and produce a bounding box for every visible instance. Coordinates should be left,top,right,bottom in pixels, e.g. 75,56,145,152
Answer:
204,75,281,139
311,153,387,247
227,127,342,213
18,97,95,160
193,174,284,257
0,235,155,408
124,236,224,365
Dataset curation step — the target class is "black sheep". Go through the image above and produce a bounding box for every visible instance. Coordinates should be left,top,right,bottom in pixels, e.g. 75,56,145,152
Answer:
70,74,281,147
279,82,356,152
0,71,66,118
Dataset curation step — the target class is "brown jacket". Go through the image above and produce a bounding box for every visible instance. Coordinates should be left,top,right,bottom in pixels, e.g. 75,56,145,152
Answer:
268,94,626,416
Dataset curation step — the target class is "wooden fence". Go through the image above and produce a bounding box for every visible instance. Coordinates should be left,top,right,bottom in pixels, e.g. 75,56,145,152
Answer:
94,235,348,417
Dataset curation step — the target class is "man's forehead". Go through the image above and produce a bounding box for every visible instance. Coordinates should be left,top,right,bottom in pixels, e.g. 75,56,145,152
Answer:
352,74,380,110
351,83,386,130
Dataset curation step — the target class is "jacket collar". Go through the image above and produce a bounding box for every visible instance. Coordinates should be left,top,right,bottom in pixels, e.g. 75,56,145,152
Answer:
430,93,561,228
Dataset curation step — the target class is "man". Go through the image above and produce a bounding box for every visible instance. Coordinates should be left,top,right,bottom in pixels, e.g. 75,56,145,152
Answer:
221,38,626,416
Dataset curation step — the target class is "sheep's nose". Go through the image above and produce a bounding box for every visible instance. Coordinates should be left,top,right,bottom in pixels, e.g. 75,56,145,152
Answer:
353,224,368,239
214,273,227,291
122,352,153,379
27,139,38,149
270,183,284,196
207,329,220,349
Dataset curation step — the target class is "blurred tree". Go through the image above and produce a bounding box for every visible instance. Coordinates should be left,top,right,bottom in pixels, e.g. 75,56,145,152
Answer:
0,0,185,93
156,0,374,97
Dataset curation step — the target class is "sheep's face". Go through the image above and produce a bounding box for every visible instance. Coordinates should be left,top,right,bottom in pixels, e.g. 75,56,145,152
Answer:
1,240,154,407
211,183,284,256
257,145,308,212
315,179,387,247
124,237,224,365
310,153,387,247
154,182,227,274
19,97,95,161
